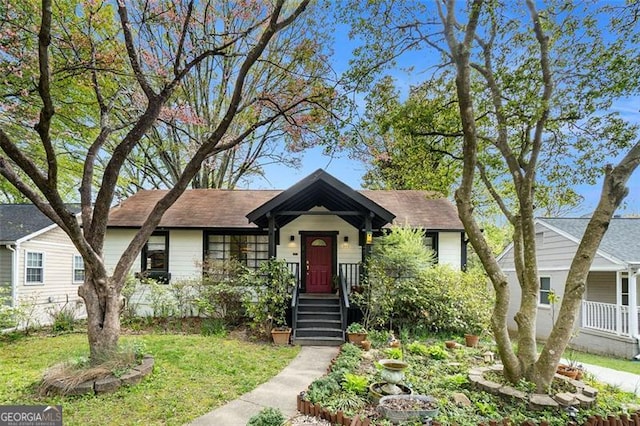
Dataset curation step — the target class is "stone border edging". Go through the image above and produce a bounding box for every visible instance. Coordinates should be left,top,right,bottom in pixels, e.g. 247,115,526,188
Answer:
468,364,598,409
49,355,154,396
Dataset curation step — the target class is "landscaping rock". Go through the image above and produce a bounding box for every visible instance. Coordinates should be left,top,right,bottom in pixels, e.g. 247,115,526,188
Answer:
499,386,527,401
120,370,143,386
66,380,95,396
554,392,578,406
529,394,559,410
95,376,121,394
468,374,483,386
575,393,596,408
478,378,502,394
134,356,155,377
581,385,598,398
452,392,472,407
488,364,503,372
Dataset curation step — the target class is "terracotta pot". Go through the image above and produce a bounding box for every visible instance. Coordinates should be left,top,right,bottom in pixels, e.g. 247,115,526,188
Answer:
464,334,479,347
271,328,291,345
445,340,457,349
347,332,368,345
556,364,581,380
360,340,372,351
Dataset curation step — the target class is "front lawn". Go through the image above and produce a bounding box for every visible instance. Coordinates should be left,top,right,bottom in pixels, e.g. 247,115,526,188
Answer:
0,332,299,425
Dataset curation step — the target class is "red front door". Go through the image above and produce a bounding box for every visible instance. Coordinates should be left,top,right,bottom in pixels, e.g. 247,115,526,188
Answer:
305,236,333,293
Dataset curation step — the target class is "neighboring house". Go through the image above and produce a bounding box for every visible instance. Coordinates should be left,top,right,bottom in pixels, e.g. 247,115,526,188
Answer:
497,217,640,359
104,169,467,344
0,204,86,328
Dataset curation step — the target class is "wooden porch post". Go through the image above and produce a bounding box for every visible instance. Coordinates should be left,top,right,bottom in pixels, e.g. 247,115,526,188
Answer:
364,213,373,259
629,268,639,337
267,213,276,259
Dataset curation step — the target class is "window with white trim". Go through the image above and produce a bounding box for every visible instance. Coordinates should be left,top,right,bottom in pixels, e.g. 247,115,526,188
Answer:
73,254,85,283
539,276,551,305
25,251,44,284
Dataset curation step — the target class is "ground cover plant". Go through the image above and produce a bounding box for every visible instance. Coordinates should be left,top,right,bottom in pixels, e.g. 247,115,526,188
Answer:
0,332,299,425
303,339,639,425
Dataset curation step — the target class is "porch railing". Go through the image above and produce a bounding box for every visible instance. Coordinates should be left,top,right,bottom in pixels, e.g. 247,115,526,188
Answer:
338,268,350,340
581,300,635,336
288,262,300,333
339,263,361,294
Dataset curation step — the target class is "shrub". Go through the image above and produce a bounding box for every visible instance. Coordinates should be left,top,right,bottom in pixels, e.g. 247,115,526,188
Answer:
354,224,493,335
0,286,16,329
353,225,435,330
47,297,79,333
242,259,295,337
247,407,285,426
147,279,178,318
307,375,341,405
195,259,247,326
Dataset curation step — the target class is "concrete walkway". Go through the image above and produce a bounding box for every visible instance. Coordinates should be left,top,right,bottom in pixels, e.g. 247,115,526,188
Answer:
189,346,339,426
578,361,640,396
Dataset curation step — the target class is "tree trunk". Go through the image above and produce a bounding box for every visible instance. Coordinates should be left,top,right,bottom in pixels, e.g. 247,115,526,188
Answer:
78,274,122,362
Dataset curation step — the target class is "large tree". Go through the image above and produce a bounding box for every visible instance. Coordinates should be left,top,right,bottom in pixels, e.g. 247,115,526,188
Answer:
114,3,335,194
0,0,331,360
345,0,640,389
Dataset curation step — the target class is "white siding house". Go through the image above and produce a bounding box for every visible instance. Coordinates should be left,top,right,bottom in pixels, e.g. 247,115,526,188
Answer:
104,169,467,344
0,205,86,328
497,217,640,359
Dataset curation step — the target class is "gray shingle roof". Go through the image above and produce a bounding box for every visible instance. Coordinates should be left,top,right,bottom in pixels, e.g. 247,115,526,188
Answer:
540,217,640,263
0,204,80,242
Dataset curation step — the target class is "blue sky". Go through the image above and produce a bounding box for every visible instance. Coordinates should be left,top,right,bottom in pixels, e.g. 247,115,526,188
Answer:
248,6,640,218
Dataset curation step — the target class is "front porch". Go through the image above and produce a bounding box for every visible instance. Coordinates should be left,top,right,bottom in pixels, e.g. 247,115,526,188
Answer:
288,262,362,345
573,269,640,358
581,300,640,337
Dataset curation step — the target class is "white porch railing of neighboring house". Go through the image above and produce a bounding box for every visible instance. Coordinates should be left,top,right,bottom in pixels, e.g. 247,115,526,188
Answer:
581,300,640,337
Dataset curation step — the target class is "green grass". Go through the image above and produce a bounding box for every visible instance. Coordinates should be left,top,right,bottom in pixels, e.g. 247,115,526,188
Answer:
0,332,300,425
567,349,640,375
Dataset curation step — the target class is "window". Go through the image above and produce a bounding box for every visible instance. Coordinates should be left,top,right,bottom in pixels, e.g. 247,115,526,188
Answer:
141,232,170,283
622,275,629,306
142,233,168,272
424,232,439,263
25,252,44,284
73,255,85,283
539,277,551,305
206,233,268,270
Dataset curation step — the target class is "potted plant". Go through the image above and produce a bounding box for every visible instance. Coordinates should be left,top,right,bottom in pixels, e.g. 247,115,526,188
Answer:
464,331,480,347
346,322,368,345
242,259,295,345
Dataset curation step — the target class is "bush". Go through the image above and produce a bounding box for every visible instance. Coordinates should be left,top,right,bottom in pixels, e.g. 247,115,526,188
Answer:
355,224,493,335
353,225,435,329
0,286,16,329
246,407,285,426
242,259,295,337
47,297,79,333
195,259,247,326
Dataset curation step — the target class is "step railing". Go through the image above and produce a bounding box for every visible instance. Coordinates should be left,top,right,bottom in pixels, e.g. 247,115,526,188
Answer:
338,269,350,341
288,262,300,337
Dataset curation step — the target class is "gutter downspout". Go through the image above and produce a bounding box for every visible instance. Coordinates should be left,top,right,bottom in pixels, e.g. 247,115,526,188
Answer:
6,244,18,307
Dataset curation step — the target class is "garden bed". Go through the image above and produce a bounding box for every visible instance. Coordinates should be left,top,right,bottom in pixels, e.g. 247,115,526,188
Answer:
299,339,640,426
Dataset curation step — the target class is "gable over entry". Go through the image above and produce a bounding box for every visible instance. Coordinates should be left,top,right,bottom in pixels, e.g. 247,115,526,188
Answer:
246,169,396,258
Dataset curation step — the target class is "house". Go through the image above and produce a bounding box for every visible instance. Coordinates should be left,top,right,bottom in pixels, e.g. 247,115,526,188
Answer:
0,204,86,328
104,169,467,344
497,217,640,359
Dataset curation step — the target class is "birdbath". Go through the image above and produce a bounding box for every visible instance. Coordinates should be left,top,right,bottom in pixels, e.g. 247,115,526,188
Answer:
378,359,409,395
